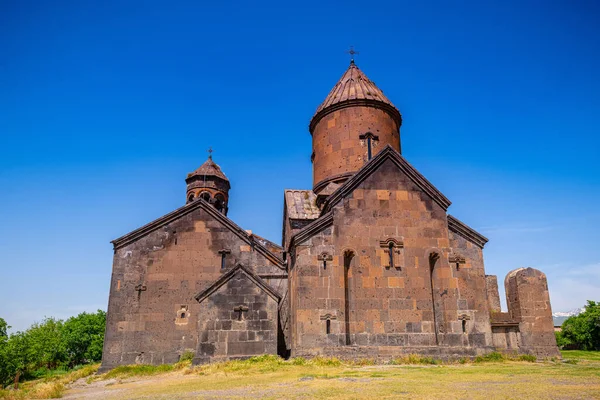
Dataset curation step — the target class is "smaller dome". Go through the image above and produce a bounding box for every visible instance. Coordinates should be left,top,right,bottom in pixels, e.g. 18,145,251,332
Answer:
186,157,229,182
185,155,230,214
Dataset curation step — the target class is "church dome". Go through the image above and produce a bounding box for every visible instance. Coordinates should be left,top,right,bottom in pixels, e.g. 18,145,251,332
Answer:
309,61,402,134
309,62,403,194
185,154,230,214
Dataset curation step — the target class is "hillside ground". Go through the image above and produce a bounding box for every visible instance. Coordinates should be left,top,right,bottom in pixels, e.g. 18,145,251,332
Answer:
2,351,599,399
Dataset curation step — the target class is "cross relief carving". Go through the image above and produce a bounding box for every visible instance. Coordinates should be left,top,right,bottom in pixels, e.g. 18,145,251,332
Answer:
317,252,333,269
135,283,147,300
380,238,404,270
233,305,249,321
449,254,466,270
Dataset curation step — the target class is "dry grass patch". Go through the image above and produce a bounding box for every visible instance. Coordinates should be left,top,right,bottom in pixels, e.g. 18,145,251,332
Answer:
56,351,600,399
0,364,99,399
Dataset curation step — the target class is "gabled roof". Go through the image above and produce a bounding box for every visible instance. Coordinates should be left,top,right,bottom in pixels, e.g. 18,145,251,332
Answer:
195,263,282,303
111,199,285,269
186,156,229,182
249,232,283,253
310,62,401,133
447,215,489,249
322,145,452,213
284,190,320,220
287,211,334,251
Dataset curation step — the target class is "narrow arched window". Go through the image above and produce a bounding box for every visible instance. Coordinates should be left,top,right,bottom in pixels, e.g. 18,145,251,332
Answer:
343,250,355,346
214,193,226,213
388,242,395,269
200,192,211,202
187,193,195,203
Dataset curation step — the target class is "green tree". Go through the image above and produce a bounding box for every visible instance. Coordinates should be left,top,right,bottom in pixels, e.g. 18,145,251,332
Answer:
2,331,31,388
559,300,600,350
0,317,8,338
0,318,11,387
62,310,106,366
26,317,67,370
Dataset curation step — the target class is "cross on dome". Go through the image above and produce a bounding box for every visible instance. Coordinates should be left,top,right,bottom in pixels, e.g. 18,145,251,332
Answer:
346,46,359,65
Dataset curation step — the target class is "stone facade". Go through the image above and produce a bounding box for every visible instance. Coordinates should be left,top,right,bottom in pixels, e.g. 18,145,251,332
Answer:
100,61,559,371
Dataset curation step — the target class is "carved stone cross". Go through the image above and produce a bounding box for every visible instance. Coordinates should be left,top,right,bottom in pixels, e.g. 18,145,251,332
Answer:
449,254,466,270
317,252,333,269
233,305,249,321
135,284,147,300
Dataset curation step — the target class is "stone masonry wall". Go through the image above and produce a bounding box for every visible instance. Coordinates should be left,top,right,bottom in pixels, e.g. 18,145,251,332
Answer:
505,267,560,358
312,107,400,191
100,204,284,371
485,275,502,313
448,231,493,348
195,270,278,363
290,159,491,357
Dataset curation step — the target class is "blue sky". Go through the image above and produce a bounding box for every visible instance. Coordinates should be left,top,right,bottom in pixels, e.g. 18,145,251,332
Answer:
1,1,599,332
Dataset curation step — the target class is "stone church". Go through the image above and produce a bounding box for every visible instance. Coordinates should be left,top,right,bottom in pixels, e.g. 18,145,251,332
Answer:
100,61,559,371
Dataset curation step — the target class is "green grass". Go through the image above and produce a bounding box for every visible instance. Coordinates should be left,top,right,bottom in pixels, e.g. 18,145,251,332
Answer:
561,350,600,361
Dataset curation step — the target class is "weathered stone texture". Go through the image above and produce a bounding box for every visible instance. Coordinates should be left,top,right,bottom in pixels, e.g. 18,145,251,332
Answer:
194,267,279,363
504,268,560,357
485,275,502,313
289,157,494,357
312,106,400,191
100,201,285,372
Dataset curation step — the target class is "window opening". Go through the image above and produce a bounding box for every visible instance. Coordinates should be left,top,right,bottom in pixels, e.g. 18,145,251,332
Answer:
200,192,211,201
359,132,380,161
218,249,231,269
343,250,355,345
429,252,440,345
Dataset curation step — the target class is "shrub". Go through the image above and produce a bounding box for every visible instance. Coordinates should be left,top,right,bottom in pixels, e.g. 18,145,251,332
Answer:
179,351,195,362
518,354,537,362
475,352,505,363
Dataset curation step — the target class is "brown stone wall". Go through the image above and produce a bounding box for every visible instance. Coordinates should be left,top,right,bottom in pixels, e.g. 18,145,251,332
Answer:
290,159,491,357
448,231,493,347
485,275,502,313
312,107,400,192
195,272,278,363
505,268,560,357
100,206,285,371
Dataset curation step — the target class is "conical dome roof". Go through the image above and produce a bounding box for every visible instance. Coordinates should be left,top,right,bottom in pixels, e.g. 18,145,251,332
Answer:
187,157,229,181
310,62,401,132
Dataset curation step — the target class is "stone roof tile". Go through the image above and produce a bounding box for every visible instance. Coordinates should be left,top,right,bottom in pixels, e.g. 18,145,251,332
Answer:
187,157,229,181
284,190,320,220
312,62,397,119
